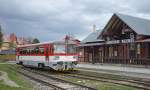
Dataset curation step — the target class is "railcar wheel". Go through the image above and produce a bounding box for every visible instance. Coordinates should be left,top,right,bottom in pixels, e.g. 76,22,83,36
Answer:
38,63,44,69
18,61,23,65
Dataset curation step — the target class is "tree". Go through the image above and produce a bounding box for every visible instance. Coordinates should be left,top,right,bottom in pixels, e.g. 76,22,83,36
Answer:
32,38,40,44
0,26,3,48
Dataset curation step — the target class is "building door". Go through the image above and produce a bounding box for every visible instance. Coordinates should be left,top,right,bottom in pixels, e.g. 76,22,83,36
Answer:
129,43,136,58
89,53,93,63
148,43,150,58
99,51,103,63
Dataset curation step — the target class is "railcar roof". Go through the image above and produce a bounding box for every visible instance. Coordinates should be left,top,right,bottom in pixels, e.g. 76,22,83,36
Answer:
17,40,77,48
17,42,51,48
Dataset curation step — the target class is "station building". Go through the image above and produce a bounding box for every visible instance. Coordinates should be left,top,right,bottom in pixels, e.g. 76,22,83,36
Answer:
78,13,150,65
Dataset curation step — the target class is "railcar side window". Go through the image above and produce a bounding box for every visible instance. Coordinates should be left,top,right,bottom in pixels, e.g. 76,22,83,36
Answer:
19,49,23,54
39,48,44,54
46,48,48,54
35,47,39,54
31,49,34,54
27,49,30,54
22,49,27,54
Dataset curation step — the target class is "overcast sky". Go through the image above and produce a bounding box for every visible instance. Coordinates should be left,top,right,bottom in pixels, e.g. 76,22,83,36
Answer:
0,0,150,42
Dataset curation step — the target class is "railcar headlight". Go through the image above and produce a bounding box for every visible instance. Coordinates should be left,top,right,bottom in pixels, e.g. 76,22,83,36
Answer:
57,61,63,65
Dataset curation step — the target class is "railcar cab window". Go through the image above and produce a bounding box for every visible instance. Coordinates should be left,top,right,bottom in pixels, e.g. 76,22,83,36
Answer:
54,44,65,53
67,44,76,54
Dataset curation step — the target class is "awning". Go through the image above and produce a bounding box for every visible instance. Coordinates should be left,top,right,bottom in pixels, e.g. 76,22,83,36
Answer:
77,43,105,47
135,39,150,43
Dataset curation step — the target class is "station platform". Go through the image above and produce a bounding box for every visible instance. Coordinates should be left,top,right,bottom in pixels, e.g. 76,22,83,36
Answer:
77,63,150,79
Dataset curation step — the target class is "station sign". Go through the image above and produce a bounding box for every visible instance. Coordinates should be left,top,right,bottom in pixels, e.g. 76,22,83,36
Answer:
106,39,134,44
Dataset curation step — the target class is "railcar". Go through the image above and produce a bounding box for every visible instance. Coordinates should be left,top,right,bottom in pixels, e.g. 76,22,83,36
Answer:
16,40,78,71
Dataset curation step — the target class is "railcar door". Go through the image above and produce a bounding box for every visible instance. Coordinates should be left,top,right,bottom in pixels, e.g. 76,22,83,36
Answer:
45,47,49,64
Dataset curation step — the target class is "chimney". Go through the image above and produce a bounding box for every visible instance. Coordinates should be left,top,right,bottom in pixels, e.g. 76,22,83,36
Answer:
93,24,96,32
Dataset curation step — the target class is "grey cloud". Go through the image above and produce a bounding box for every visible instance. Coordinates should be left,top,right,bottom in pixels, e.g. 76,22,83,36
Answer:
0,0,150,41
127,0,150,14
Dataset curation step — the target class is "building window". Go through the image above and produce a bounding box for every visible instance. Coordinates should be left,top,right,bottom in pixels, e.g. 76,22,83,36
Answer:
109,46,113,57
130,43,136,50
137,43,140,54
114,51,117,56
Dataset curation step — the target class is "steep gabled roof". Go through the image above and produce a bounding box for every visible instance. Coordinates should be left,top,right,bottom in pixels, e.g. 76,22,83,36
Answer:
99,13,150,38
82,30,103,43
115,13,150,35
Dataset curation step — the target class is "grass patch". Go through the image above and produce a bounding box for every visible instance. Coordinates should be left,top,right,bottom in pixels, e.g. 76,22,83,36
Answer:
0,64,32,90
0,54,16,61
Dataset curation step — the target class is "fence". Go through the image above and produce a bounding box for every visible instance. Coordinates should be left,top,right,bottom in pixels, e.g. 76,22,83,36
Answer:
79,57,150,66
0,49,16,61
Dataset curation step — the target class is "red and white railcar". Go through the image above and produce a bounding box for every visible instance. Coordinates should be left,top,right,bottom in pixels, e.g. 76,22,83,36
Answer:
16,40,78,71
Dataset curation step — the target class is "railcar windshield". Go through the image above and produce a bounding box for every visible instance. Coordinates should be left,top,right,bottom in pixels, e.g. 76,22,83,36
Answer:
54,44,65,53
66,44,76,54
54,44,76,54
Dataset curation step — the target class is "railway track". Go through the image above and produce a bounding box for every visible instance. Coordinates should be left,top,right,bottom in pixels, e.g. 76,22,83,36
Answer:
29,67,150,90
11,66,150,90
74,71,150,86
16,67,96,90
64,73,150,90
67,70,150,90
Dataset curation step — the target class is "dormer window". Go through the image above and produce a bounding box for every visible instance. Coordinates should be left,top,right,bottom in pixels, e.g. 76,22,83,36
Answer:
122,30,125,34
130,33,134,39
121,29,126,34
122,28,132,34
106,37,110,41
